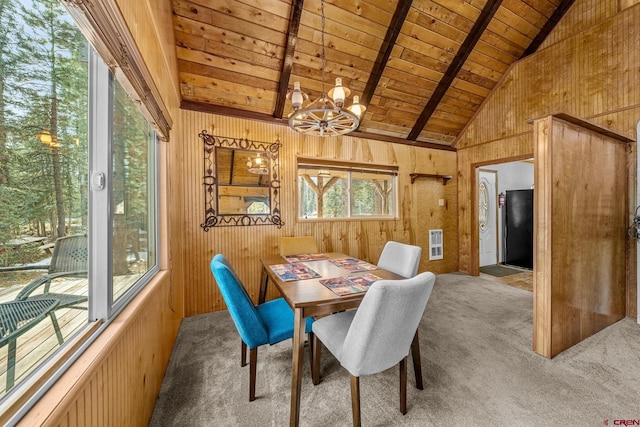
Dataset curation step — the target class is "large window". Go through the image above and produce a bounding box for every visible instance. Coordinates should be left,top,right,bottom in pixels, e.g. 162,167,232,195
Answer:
0,0,159,410
298,159,397,219
111,81,157,302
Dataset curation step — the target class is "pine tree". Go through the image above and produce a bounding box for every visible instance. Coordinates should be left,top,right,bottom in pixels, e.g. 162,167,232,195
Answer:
13,0,87,239
0,0,24,246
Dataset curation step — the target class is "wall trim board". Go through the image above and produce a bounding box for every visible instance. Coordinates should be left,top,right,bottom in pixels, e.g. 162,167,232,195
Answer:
530,113,635,143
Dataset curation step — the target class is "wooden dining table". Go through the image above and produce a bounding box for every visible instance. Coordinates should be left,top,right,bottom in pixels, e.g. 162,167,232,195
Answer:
259,252,425,427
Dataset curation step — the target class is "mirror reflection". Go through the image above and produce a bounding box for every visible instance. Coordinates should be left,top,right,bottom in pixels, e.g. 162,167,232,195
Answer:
200,131,283,230
216,148,271,215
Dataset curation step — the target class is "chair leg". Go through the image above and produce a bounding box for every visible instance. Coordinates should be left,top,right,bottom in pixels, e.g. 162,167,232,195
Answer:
399,357,407,415
311,333,321,385
50,312,64,345
411,330,424,390
350,375,361,427
6,338,17,390
241,340,247,367
249,347,257,401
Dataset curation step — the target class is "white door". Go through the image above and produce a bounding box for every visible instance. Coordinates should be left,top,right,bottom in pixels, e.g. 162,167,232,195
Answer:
479,170,498,267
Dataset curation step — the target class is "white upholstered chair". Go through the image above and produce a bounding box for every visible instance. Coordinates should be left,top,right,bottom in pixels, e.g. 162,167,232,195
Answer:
279,236,319,256
377,241,422,278
311,272,436,426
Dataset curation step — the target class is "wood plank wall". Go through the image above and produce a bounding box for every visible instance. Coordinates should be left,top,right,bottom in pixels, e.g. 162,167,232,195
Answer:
455,0,639,318
540,0,619,48
17,273,180,427
115,0,181,106
179,110,458,316
539,0,640,49
533,115,628,358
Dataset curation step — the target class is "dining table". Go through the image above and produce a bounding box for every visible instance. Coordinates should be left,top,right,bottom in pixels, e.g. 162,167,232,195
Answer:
259,252,425,427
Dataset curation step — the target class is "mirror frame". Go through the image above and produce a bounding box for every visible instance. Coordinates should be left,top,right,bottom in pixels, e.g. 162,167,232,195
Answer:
200,131,284,230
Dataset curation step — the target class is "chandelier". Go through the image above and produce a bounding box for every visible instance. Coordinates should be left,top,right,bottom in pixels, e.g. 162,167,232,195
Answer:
286,0,366,137
246,153,268,175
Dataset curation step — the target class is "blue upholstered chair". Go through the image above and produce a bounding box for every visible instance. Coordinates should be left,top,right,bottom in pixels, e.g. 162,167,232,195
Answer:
377,241,422,278
312,272,436,426
210,254,314,401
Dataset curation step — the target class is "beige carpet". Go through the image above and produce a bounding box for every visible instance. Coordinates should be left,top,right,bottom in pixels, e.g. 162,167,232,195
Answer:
150,273,640,426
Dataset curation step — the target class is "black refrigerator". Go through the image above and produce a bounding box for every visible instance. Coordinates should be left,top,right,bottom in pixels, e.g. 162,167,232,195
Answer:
503,189,533,269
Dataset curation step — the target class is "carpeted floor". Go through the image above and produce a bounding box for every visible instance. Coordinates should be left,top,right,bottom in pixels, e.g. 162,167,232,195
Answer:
150,273,640,427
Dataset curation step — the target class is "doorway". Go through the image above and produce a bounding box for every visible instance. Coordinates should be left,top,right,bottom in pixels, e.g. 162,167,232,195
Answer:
476,159,534,291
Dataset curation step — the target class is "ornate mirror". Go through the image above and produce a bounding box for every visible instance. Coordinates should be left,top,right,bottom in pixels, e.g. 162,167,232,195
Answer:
200,131,283,230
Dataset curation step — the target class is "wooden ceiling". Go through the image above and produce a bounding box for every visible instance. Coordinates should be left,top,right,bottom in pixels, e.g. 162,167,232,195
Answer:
172,0,574,149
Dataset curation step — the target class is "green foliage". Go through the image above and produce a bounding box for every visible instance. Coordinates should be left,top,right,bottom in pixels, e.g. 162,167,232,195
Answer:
352,179,376,215
323,179,346,218
298,172,394,218
0,243,42,267
0,0,88,246
113,82,151,225
299,176,318,218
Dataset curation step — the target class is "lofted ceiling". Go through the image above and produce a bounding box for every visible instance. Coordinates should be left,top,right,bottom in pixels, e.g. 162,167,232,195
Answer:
171,0,574,149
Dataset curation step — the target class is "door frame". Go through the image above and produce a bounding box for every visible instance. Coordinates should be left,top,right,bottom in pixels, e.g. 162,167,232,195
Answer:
470,154,534,276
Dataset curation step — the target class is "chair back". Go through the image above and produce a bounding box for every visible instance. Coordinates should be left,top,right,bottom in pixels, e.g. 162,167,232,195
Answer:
340,272,436,377
210,255,269,349
279,236,319,256
49,235,88,274
377,241,422,278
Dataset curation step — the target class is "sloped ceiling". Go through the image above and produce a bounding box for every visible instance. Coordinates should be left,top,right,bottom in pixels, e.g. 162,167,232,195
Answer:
171,0,574,149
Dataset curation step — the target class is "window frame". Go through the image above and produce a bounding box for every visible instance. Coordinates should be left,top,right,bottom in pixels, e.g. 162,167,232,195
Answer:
297,158,399,221
89,55,161,319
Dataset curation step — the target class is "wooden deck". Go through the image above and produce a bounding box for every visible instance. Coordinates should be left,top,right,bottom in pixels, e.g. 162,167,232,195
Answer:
0,274,140,397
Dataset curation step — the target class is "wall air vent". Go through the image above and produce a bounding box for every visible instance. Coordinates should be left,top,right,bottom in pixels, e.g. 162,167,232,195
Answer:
429,229,443,260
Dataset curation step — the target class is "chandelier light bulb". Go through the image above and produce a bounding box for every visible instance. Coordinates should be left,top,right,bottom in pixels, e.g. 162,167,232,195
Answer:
291,82,303,110
348,95,366,118
329,78,346,107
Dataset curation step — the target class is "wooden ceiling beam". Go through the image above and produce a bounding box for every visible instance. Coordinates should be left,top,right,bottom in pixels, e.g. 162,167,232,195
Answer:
520,0,576,59
407,0,503,141
273,0,305,119
181,100,456,152
359,0,414,115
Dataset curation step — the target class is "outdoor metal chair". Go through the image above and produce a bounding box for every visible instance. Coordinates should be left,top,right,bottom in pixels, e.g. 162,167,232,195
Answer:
14,235,88,343
0,298,60,390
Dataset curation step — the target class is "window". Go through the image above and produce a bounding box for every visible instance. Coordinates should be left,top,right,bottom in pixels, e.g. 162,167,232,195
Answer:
111,80,157,302
298,159,397,219
0,0,159,411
